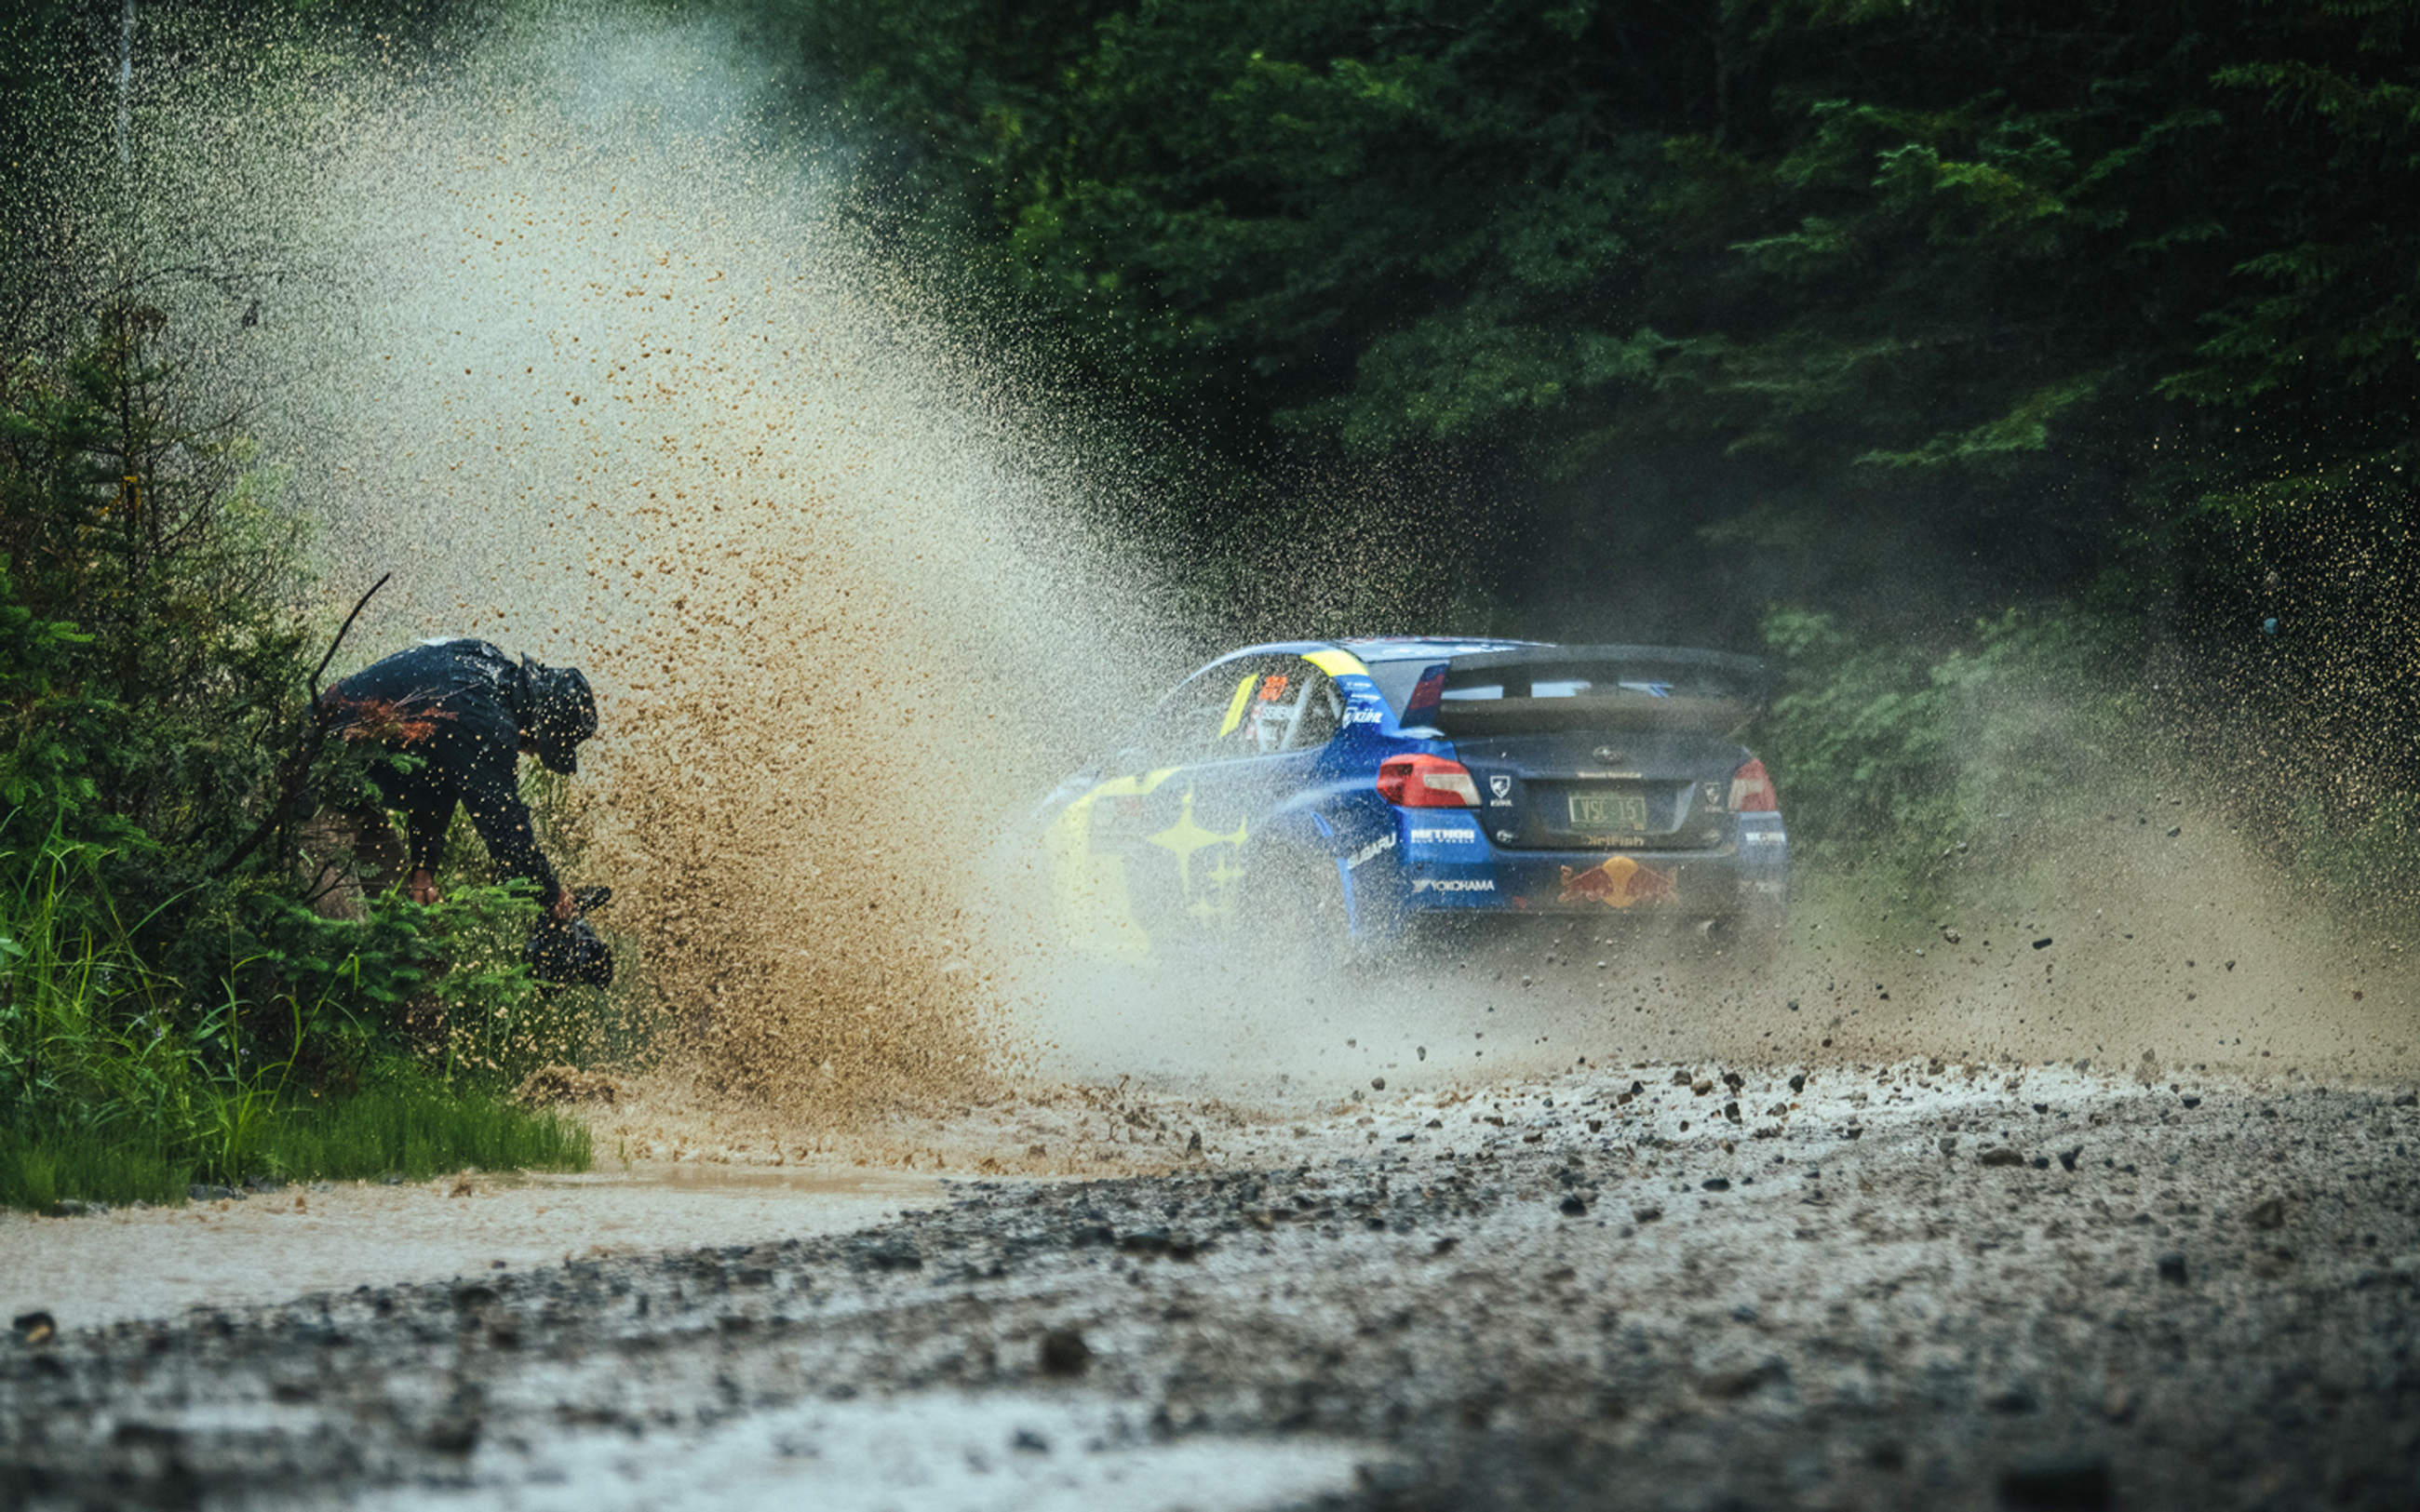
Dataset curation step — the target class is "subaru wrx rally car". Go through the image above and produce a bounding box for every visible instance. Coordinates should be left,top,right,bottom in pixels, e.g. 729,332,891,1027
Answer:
1033,638,1787,961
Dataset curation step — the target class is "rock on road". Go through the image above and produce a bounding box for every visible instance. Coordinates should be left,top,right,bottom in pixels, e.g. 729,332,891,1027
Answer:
5,1063,2417,1511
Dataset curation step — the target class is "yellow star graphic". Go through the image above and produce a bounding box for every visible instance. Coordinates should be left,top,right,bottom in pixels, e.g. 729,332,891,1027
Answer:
1146,788,1248,917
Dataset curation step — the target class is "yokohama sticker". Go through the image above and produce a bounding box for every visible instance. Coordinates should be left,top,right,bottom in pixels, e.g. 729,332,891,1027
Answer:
1411,877,1497,892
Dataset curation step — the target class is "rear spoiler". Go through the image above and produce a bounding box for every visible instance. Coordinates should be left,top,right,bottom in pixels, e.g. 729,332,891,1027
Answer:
1409,645,1768,737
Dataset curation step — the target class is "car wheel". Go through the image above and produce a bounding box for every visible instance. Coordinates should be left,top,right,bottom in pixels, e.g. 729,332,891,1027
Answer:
1247,846,1358,971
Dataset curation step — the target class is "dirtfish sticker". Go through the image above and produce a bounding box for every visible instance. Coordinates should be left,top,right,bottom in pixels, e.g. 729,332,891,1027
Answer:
1558,856,1675,909
1407,827,1477,843
1412,877,1497,893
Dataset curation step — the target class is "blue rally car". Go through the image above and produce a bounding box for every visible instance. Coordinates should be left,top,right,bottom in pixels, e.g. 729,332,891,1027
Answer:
1033,638,1788,962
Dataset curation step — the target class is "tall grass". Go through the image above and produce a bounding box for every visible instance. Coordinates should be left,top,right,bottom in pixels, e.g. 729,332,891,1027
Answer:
0,1090,592,1211
262,1081,591,1182
0,826,591,1212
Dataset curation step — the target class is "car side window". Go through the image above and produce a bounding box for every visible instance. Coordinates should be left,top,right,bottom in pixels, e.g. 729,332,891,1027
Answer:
1133,665,1253,766
1144,657,1341,765
1260,663,1341,752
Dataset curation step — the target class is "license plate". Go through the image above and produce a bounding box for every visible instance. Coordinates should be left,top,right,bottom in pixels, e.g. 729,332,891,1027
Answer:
1567,792,1648,830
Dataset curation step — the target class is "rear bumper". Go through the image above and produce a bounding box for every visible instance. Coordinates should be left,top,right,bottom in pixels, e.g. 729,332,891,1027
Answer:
1417,849,1781,913
1352,824,1788,938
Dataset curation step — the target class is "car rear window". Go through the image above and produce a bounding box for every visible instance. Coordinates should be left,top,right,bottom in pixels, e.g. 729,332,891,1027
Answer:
1441,677,1671,701
1430,648,1763,737
1363,659,1435,721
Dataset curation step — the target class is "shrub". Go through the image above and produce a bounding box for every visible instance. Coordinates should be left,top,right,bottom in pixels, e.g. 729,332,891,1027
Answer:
1758,606,2150,903
0,303,602,1210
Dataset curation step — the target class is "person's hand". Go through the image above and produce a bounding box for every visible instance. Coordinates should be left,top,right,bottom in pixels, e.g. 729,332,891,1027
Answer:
552,883,577,922
406,868,441,905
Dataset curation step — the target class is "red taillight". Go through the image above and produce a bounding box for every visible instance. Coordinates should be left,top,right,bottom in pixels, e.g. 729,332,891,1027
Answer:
1729,757,1778,812
1378,754,1481,808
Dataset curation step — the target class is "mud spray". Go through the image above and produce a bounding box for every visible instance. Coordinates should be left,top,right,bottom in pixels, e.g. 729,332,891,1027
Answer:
117,3,2415,1172
120,7,1184,1140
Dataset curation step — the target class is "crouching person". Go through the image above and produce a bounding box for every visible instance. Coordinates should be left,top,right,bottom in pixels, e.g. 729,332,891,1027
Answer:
308,637,610,985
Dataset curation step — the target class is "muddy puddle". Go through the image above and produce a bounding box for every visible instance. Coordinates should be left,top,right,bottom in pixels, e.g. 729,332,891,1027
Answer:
10,1053,2418,1511
345,1394,1369,1512
0,1163,948,1331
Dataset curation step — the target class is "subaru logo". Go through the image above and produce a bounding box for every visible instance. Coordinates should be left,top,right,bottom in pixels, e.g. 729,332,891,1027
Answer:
1592,745,1626,763
1489,775,1512,799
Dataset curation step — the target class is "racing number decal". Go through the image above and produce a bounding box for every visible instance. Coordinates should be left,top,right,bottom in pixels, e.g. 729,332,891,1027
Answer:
1042,768,1179,961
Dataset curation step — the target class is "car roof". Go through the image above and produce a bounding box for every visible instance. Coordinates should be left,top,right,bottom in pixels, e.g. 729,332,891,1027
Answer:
1190,637,1543,676
1204,638,1762,679
1331,636,1550,662
1202,636,1546,662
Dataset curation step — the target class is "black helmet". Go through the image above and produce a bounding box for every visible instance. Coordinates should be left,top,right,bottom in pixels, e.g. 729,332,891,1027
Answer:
519,658,597,774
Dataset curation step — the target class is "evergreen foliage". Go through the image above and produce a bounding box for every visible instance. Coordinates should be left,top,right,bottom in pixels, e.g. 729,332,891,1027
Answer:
755,0,2420,581
0,302,599,1211
751,0,2420,881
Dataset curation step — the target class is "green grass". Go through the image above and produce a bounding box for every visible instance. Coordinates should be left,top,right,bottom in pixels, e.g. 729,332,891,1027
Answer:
0,1128,193,1211
0,1083,591,1211
259,1081,592,1184
0,824,593,1212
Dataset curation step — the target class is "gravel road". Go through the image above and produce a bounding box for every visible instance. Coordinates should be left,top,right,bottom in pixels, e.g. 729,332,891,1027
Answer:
7,1058,2415,1511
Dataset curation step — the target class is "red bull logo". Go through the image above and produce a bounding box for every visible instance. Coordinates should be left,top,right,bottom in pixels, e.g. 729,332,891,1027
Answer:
1559,856,1676,909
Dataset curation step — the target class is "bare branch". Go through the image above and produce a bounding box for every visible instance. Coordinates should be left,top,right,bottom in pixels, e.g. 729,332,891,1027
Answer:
212,572,391,879
310,571,390,712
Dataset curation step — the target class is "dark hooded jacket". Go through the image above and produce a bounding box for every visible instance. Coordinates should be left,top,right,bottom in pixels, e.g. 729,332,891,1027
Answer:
326,639,582,900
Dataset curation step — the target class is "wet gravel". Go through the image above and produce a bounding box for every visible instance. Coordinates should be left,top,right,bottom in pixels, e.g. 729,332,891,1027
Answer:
5,1064,2417,1510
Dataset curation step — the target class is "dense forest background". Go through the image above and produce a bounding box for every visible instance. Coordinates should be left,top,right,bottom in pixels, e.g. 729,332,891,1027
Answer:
726,0,2419,903
736,0,2417,640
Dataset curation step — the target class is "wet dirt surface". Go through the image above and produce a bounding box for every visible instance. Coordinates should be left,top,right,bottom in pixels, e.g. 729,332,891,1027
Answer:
7,1061,2417,1510
0,1167,942,1331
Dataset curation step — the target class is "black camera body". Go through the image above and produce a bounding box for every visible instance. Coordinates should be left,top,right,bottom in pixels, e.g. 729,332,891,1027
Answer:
526,886,614,987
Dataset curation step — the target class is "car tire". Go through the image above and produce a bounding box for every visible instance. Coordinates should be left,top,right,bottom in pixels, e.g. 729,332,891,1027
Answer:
1246,846,1359,971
